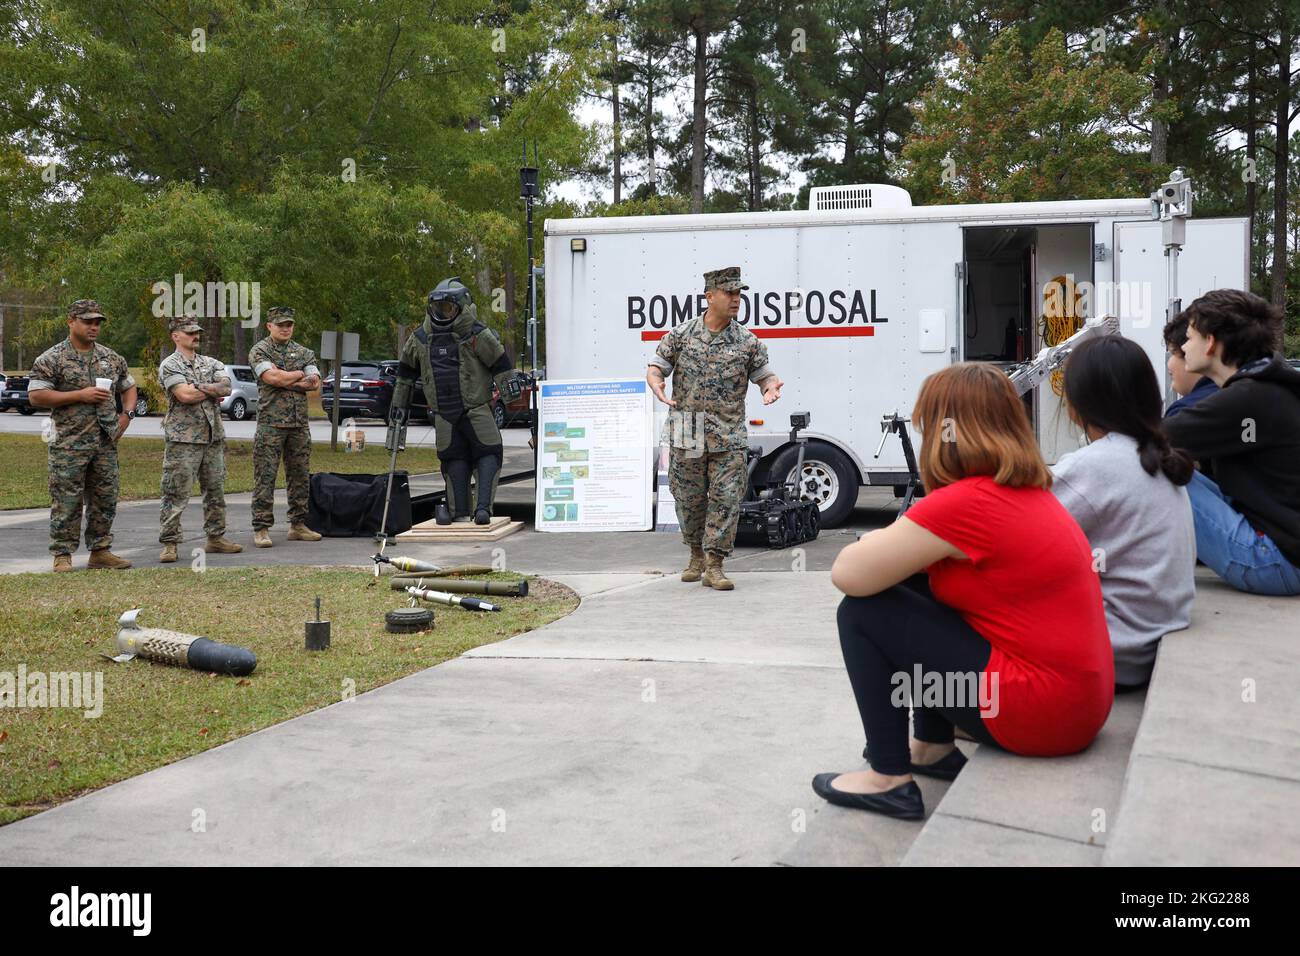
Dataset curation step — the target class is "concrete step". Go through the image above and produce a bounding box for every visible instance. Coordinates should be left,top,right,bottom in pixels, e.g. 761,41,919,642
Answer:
901,692,1145,866
776,743,973,866
1103,573,1300,866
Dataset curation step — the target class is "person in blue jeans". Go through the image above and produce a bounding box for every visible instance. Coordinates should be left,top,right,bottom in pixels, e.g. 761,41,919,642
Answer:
1161,289,1300,596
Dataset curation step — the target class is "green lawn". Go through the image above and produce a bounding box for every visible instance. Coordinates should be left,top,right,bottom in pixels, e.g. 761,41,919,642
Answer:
0,566,578,825
0,433,438,510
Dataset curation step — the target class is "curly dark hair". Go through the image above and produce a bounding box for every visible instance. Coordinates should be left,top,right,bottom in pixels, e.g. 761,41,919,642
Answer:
1176,289,1282,367
1161,313,1189,352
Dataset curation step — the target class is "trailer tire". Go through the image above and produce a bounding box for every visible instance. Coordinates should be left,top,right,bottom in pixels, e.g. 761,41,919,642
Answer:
770,441,857,529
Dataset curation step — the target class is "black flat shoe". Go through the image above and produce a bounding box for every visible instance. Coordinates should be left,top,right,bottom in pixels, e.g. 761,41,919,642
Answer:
910,746,967,781
811,773,925,820
860,744,968,781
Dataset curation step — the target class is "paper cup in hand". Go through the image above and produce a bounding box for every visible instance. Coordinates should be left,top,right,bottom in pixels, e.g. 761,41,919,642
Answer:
95,377,113,401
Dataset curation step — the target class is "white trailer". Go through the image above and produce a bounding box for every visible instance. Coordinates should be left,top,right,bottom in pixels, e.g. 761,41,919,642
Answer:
543,186,1248,526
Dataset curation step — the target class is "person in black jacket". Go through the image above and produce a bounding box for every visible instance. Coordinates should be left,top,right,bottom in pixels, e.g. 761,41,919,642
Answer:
1161,289,1300,596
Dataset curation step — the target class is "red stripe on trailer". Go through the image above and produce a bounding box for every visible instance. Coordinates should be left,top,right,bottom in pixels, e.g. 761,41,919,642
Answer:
639,327,876,341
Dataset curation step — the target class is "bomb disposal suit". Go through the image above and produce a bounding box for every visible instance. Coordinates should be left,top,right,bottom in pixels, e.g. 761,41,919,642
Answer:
389,278,523,524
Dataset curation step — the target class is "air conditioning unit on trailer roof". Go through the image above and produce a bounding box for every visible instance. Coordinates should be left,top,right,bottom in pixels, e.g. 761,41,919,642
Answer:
808,183,912,212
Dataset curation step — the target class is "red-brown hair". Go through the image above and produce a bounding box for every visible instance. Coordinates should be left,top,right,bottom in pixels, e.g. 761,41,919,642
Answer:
911,363,1052,491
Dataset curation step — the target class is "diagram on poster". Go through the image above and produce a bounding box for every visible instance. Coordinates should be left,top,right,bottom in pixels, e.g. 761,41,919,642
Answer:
536,379,653,532
654,445,679,532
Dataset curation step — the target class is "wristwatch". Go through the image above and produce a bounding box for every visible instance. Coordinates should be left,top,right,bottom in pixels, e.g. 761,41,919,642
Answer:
126,410,137,420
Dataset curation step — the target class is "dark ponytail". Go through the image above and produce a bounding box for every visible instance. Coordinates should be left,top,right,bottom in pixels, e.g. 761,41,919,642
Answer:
1134,430,1194,486
1063,336,1195,487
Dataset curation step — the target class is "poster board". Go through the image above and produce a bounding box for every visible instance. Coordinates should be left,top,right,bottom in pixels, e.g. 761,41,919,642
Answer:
536,378,653,532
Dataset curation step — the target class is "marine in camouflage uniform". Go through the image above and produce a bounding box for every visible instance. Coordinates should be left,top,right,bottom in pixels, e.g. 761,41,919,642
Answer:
647,267,782,589
157,315,242,562
247,306,322,546
27,299,138,570
390,278,520,524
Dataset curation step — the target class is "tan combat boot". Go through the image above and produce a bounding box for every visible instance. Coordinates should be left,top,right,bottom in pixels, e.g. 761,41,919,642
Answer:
53,554,73,572
253,529,273,548
287,523,322,542
206,536,243,554
681,545,706,583
701,552,734,591
159,543,178,563
88,549,132,570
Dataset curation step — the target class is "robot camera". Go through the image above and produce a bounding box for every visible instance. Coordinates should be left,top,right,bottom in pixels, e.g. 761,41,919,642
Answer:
1150,168,1192,219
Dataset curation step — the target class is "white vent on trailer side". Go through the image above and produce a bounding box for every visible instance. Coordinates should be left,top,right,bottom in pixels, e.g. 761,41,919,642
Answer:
808,183,912,212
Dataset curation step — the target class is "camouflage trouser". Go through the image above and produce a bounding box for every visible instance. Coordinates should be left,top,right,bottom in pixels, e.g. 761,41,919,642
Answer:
252,425,311,530
48,438,119,555
669,446,747,556
159,440,227,543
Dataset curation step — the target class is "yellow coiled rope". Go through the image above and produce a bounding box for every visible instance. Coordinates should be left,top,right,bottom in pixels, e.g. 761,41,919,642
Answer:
1040,275,1084,396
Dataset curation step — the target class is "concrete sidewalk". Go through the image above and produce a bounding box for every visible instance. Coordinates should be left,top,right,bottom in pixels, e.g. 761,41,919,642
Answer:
9,463,1291,866
0,409,534,449
0,471,905,864
0,570,890,866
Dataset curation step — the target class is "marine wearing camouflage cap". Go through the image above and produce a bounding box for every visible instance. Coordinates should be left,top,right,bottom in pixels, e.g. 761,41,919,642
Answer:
158,317,238,560
703,266,749,292
248,303,321,545
69,299,107,320
30,297,137,568
649,264,783,590
168,315,203,334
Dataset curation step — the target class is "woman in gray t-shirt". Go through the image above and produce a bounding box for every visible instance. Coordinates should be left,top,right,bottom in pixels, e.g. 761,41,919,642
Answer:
1051,336,1197,687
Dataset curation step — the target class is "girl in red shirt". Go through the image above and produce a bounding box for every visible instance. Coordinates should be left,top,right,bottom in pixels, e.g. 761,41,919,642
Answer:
813,362,1113,820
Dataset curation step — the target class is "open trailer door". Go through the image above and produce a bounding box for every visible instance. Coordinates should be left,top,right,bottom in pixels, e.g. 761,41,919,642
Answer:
1113,217,1249,403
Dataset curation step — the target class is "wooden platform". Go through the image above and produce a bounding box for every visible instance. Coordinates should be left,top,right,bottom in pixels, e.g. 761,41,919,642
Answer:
395,515,524,542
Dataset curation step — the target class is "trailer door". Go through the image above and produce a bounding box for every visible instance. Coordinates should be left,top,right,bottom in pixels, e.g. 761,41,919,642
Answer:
1113,217,1249,402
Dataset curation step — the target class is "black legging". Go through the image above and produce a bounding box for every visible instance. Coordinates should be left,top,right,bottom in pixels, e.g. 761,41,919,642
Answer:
837,574,1003,775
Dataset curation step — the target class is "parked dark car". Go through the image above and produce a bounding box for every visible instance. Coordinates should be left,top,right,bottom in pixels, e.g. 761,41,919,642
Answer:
319,361,434,422
1,374,35,414
2,374,150,417
492,373,536,428
319,359,528,426
320,361,394,421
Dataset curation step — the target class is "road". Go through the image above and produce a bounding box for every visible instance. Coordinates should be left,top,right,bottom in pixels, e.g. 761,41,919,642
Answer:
0,409,533,448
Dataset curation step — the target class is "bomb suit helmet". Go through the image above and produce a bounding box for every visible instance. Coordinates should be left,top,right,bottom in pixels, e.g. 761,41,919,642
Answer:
427,277,472,326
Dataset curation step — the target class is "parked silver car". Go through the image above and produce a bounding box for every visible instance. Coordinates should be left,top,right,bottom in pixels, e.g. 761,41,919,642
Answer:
220,365,260,421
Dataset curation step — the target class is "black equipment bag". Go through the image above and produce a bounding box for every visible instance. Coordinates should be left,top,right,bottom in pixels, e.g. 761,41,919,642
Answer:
307,471,412,537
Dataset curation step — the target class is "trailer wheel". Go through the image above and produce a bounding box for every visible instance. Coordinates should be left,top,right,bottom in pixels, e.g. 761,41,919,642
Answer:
770,441,857,528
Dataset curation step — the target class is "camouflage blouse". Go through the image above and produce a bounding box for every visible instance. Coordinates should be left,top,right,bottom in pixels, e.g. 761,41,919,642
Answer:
248,336,319,428
650,317,773,452
28,339,135,450
159,350,230,444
